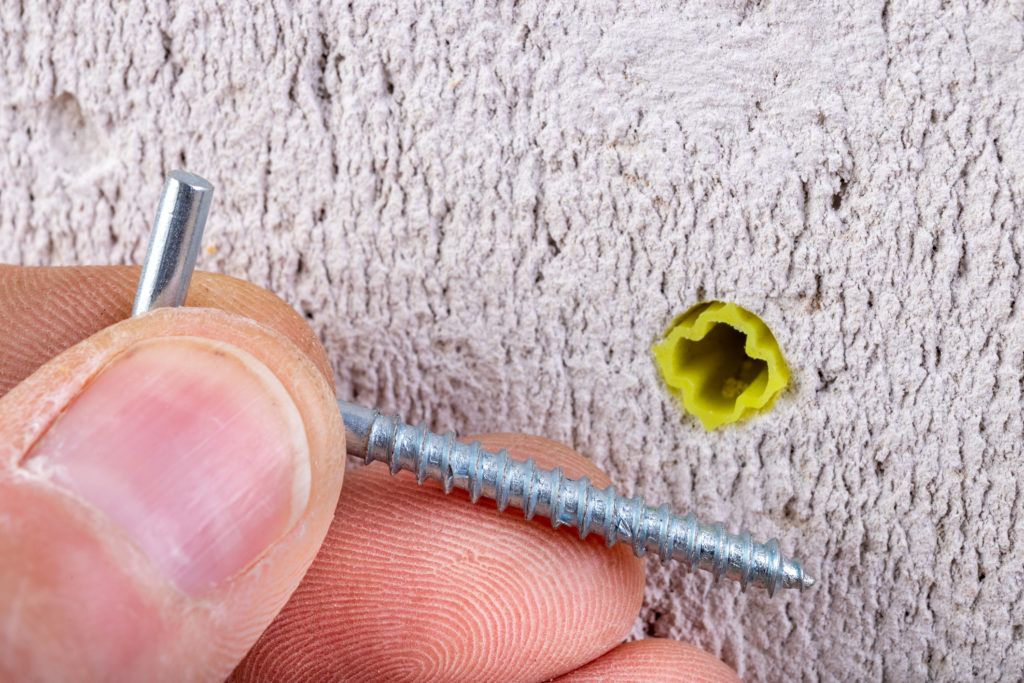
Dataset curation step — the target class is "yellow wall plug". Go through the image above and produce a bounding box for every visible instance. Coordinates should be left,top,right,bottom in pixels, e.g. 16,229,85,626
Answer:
653,301,789,430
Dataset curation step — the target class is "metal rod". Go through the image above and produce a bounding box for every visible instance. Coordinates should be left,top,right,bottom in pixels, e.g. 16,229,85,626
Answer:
132,170,213,315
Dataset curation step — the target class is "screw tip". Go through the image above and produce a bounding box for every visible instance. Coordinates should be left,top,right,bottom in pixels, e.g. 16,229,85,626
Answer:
774,555,815,594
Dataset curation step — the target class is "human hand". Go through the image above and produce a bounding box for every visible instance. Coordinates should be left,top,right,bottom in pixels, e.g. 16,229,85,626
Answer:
0,266,737,682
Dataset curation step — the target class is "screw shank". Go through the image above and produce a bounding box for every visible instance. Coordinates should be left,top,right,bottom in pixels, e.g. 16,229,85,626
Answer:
338,401,814,595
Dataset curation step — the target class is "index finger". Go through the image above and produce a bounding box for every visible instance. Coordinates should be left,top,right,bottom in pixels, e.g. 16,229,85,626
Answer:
231,433,647,682
0,265,334,396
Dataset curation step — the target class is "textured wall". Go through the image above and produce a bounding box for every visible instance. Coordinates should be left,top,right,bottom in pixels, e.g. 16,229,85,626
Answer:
2,0,1023,679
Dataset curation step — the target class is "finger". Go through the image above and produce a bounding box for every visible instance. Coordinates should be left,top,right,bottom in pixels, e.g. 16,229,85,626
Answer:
0,308,345,680
0,264,333,396
231,434,647,682
554,639,739,682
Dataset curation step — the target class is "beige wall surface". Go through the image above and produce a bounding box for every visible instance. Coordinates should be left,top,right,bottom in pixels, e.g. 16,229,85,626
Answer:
2,1,1022,679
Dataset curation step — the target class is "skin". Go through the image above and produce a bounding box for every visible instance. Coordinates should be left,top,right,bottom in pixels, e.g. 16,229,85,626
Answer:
0,265,738,682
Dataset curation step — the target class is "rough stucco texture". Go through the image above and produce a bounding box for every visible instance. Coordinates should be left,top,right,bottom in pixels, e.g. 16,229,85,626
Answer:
2,1,1023,679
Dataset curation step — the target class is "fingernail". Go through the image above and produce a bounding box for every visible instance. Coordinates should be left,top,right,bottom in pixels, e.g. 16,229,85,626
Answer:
27,337,312,595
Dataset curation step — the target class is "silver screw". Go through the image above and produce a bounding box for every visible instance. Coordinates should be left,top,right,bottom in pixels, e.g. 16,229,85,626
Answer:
339,402,813,596
133,172,815,597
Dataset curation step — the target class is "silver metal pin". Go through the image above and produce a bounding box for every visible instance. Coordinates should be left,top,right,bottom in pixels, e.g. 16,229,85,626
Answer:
131,173,815,596
132,170,213,315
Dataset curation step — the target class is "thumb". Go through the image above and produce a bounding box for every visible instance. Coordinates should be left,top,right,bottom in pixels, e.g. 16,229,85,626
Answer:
0,307,344,681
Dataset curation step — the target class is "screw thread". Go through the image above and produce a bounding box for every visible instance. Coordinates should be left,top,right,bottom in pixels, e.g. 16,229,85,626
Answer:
339,402,814,596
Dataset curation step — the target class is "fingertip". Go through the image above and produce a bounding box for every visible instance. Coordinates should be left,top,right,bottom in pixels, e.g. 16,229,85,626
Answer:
0,265,334,397
185,270,334,384
555,639,740,683
0,307,345,680
234,431,647,682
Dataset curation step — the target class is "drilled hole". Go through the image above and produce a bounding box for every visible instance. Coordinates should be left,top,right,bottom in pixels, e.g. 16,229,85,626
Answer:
676,324,768,414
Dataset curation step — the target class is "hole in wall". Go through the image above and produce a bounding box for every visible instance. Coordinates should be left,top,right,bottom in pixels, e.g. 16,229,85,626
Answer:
675,323,768,414
652,301,788,430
